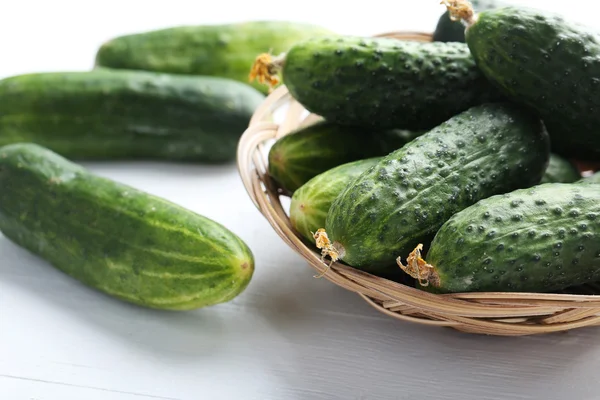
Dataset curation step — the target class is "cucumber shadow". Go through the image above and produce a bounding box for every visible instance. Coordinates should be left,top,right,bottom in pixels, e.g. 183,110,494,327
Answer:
0,236,236,362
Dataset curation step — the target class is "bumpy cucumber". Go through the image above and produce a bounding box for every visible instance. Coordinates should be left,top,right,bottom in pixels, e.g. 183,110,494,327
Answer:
0,143,254,310
540,154,581,183
453,3,600,160
0,69,265,163
267,36,502,130
433,0,501,43
317,103,550,274
404,183,600,293
290,157,381,244
268,121,423,193
0,69,265,162
95,21,334,94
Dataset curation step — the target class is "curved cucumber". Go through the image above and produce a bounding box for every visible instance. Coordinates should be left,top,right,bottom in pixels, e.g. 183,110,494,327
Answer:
0,69,265,162
0,143,254,310
95,21,334,94
455,3,600,160
540,154,581,183
268,121,423,193
290,157,381,244
318,103,550,274
266,36,502,130
406,183,600,293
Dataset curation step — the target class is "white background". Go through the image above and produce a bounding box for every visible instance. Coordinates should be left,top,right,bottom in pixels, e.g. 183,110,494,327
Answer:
1,1,599,399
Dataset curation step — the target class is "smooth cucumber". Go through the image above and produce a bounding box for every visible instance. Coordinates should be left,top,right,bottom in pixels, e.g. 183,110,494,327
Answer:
317,103,550,274
0,143,254,310
0,69,264,163
95,21,334,94
433,0,501,43
268,121,423,193
275,36,503,130
290,157,381,244
406,183,600,293
456,4,600,160
540,154,581,183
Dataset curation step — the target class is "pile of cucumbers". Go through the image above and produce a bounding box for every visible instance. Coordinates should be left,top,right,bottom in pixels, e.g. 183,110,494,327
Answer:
255,1,600,294
0,21,336,310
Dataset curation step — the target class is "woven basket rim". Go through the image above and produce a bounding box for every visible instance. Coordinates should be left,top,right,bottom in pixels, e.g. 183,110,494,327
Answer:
236,30,600,336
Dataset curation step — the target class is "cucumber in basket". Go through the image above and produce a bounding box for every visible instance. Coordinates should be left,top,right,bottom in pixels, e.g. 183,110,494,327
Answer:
315,103,550,274
290,157,381,244
445,1,600,160
94,21,335,94
0,69,265,163
268,121,423,193
432,0,502,43
0,143,254,310
249,36,503,130
399,183,600,294
540,154,581,184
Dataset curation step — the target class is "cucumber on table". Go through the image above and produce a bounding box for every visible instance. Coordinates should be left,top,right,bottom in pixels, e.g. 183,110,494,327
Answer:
540,154,581,184
95,21,335,94
0,69,265,163
446,1,600,160
290,157,381,244
315,103,550,274
250,36,503,130
399,183,600,293
0,143,254,310
268,121,423,193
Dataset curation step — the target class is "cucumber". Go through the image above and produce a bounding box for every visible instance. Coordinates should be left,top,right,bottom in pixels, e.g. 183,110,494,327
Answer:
95,21,335,94
0,143,254,310
540,154,581,183
448,2,600,160
250,36,503,130
433,0,502,43
268,121,423,193
315,103,550,274
290,157,381,244
0,69,264,163
400,183,600,293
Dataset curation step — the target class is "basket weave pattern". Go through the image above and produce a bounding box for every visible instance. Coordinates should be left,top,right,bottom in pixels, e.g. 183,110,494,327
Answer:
236,31,600,336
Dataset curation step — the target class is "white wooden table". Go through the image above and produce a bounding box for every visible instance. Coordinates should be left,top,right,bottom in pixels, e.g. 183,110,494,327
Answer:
2,1,599,399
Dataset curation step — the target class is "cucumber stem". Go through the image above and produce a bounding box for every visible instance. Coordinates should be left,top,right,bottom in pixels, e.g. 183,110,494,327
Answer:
441,0,478,26
313,228,344,278
396,244,441,288
249,52,286,91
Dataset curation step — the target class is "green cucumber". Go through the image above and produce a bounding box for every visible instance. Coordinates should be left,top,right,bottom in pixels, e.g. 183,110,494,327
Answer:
95,21,335,94
403,183,600,293
0,143,254,310
0,69,264,163
433,0,502,43
254,36,503,130
540,154,581,183
268,121,423,193
290,157,381,244
316,103,550,274
450,2,600,160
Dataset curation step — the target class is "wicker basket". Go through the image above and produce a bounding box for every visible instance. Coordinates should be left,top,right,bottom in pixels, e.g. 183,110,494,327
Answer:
236,31,600,336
